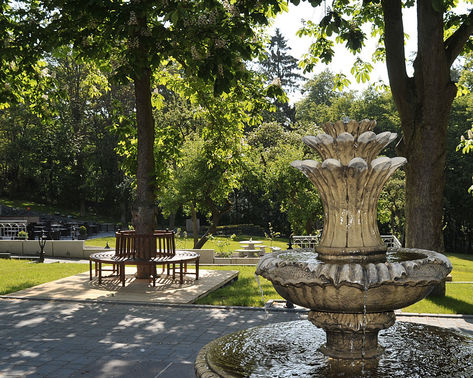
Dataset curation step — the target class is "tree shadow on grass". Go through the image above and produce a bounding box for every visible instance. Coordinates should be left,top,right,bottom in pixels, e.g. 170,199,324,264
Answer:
0,281,40,295
427,295,473,315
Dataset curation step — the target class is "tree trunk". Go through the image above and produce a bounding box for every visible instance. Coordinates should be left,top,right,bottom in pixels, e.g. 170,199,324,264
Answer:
120,200,127,227
191,202,199,248
194,224,216,250
132,15,156,278
305,218,313,235
194,204,232,249
80,199,86,218
168,212,175,229
402,121,448,251
382,0,458,253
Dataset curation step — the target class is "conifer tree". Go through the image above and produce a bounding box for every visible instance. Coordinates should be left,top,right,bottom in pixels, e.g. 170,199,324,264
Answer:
260,28,305,126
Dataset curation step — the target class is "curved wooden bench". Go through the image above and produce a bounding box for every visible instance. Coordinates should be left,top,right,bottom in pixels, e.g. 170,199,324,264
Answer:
89,250,200,286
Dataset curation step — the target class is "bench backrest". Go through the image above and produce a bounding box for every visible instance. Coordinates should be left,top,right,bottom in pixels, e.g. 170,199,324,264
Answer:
115,230,176,259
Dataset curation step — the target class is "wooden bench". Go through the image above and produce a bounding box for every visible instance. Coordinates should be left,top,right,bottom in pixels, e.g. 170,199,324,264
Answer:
89,230,199,286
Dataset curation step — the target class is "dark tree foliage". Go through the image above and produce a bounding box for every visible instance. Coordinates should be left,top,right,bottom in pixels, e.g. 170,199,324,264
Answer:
444,95,473,254
0,51,131,219
261,28,305,92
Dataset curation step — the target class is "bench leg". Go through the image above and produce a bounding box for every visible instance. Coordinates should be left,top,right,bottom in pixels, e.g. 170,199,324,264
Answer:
152,264,156,287
89,260,92,281
196,258,199,280
98,262,102,284
180,262,183,284
121,263,126,287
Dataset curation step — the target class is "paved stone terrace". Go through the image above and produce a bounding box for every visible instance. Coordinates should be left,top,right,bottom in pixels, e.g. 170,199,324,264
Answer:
0,298,473,377
0,299,303,377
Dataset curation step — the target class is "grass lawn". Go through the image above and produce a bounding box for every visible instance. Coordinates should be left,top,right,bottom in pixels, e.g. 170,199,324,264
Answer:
444,253,473,281
195,265,283,307
1,252,472,314
402,253,473,314
0,260,88,295
196,252,473,314
86,234,289,254
402,283,473,314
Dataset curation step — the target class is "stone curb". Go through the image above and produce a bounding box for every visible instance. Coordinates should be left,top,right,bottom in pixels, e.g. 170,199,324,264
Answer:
0,295,305,313
2,295,472,320
396,311,473,319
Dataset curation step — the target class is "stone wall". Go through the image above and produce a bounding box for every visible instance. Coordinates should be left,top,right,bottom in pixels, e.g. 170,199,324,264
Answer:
0,240,87,258
183,249,214,264
0,242,263,264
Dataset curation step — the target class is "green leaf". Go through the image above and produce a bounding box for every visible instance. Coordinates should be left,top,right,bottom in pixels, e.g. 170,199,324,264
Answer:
170,10,179,24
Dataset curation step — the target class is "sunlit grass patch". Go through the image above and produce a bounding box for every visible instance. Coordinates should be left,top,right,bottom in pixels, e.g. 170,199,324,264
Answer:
402,283,473,315
196,265,283,307
0,259,88,295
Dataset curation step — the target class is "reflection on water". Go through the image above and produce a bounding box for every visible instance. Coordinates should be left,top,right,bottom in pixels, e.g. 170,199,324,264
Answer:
274,249,428,266
205,321,473,377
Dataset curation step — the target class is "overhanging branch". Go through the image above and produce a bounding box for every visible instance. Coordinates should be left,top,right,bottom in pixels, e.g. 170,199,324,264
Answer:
381,0,409,99
445,10,473,67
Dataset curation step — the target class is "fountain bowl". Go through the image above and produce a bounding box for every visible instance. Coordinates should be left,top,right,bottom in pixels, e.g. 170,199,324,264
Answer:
256,248,452,313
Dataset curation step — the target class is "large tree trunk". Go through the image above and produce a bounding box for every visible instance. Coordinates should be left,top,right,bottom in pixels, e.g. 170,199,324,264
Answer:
382,0,457,252
402,119,449,251
132,15,156,278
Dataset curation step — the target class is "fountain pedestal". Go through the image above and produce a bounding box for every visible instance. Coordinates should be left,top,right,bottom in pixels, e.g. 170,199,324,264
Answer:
309,311,395,359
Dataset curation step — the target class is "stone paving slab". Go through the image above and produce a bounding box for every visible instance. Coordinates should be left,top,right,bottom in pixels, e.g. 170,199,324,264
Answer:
0,298,303,377
397,312,473,336
0,298,473,377
3,267,238,304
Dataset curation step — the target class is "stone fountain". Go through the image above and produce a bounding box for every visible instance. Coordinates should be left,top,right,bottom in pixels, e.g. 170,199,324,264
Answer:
195,120,473,376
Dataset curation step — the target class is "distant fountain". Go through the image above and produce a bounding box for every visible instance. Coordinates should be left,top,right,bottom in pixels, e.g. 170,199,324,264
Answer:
195,120,473,376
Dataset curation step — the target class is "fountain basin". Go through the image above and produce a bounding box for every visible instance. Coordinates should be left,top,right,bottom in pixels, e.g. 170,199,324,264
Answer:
256,248,452,312
195,321,473,377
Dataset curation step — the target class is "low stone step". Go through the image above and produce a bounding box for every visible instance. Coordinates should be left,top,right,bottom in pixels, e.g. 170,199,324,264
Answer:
10,255,40,261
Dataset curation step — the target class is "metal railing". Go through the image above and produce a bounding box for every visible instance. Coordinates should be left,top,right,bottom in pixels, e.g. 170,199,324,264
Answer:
292,234,402,249
0,220,27,239
292,235,320,249
380,234,402,248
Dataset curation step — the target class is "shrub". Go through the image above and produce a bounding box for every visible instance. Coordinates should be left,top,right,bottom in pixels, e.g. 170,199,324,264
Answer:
17,230,28,239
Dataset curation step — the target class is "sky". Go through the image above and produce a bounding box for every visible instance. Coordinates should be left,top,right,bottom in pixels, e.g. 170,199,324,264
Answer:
266,2,418,101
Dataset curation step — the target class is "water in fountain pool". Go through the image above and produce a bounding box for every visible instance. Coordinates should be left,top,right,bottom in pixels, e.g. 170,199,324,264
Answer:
272,248,429,265
197,320,473,377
